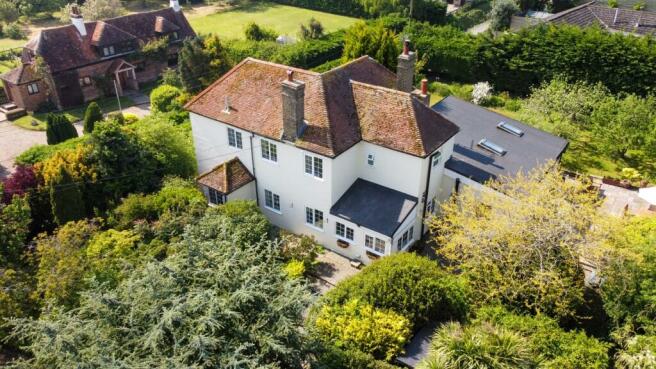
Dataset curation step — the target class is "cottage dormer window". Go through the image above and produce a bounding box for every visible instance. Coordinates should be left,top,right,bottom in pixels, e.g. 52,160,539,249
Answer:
102,45,116,57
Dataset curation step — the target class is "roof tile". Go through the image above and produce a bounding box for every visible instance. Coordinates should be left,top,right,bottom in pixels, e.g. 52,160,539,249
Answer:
196,157,255,194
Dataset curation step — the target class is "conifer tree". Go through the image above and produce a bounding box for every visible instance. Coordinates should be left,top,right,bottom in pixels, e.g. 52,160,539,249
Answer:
46,114,78,145
178,37,211,93
50,166,85,225
83,102,103,134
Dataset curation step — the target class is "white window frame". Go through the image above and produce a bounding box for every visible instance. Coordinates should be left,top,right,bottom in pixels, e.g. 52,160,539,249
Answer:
365,235,386,255
208,187,225,205
305,206,324,231
261,139,278,163
264,189,281,213
304,153,323,180
26,82,39,95
367,153,375,167
103,45,116,57
335,221,354,242
396,226,415,251
227,127,242,149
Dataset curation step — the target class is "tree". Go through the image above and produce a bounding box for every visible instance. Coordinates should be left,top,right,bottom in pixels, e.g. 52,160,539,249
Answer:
299,18,324,40
244,22,278,41
0,0,19,23
9,211,311,368
428,164,601,321
490,0,520,31
0,184,31,265
591,94,656,160
342,21,400,70
150,84,185,113
595,217,656,333
615,334,656,369
203,34,231,84
2,165,37,204
83,102,103,134
0,268,36,348
46,113,78,145
59,0,124,22
418,321,535,369
49,166,86,226
178,37,212,93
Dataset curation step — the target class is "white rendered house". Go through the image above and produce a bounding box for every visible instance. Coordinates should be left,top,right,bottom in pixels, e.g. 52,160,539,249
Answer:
186,43,566,264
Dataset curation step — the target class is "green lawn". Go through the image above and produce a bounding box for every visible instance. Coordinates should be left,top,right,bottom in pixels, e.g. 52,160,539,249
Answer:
13,96,135,131
0,58,19,74
188,2,359,40
0,38,27,51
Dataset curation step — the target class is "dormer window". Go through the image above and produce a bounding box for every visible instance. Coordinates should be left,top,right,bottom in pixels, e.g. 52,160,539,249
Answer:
102,45,116,57
172,31,179,40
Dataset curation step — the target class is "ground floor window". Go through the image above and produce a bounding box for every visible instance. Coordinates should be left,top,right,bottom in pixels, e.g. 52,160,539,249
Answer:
365,235,386,254
335,222,354,241
305,207,324,230
208,187,225,205
396,226,415,251
264,189,281,212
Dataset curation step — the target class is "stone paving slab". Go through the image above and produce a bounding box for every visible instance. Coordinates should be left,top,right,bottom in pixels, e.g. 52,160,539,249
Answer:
599,183,654,217
310,249,361,292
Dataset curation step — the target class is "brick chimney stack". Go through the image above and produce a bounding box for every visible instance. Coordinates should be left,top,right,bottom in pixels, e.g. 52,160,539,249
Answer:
282,70,306,142
396,39,416,93
70,5,87,37
411,79,431,105
170,0,181,12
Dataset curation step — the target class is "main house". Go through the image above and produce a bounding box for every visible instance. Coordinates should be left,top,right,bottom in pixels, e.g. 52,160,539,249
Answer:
186,43,567,264
0,0,195,112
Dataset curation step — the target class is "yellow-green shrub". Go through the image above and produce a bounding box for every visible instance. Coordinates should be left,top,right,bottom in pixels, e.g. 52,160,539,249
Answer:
284,259,306,279
314,299,411,361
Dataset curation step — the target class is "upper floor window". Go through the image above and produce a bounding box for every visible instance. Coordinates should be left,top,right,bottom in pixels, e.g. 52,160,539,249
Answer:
432,152,441,167
26,83,39,95
304,154,323,179
79,76,92,87
264,189,281,213
335,222,354,241
367,153,375,167
261,139,278,162
228,127,242,149
365,235,385,255
102,45,116,57
305,207,324,230
208,188,225,205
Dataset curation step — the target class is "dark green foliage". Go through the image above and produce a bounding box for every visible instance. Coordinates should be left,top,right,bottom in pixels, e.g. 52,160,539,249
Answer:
49,166,86,225
271,0,446,24
0,187,31,265
83,102,103,134
315,346,403,369
318,253,471,328
178,37,211,92
342,21,400,69
244,22,278,41
8,210,311,368
474,306,610,368
45,113,78,145
489,0,520,31
300,18,325,40
150,84,185,113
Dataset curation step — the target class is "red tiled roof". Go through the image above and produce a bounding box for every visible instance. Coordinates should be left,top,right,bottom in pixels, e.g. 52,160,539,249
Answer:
186,57,460,158
548,2,656,35
26,8,195,73
155,16,180,33
196,157,255,194
0,64,39,85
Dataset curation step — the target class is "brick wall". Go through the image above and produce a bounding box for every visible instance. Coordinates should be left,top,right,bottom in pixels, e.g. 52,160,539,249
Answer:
6,81,48,112
77,61,114,102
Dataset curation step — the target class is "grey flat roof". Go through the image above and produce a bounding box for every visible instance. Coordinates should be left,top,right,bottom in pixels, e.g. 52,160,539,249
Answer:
330,179,417,237
433,96,568,184
396,323,438,368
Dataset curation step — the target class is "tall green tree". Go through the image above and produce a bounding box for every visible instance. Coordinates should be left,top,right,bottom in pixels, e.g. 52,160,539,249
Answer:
9,211,311,368
83,102,103,134
49,166,86,226
0,184,30,265
342,21,400,70
46,114,78,145
178,37,212,93
489,0,520,31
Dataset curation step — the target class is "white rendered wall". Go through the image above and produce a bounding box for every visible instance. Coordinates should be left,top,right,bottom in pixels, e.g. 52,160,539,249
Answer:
191,113,254,175
227,182,257,202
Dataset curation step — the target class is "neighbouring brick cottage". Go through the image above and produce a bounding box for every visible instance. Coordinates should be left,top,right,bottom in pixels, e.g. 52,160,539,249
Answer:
0,0,195,112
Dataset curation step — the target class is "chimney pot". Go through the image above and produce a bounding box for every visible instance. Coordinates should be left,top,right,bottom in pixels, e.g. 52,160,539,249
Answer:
421,79,428,95
403,39,410,55
287,69,294,82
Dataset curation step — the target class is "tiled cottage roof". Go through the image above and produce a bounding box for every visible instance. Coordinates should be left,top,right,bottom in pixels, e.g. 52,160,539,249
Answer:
155,16,181,33
196,157,255,194
0,64,39,85
186,57,460,158
24,8,195,73
547,2,656,35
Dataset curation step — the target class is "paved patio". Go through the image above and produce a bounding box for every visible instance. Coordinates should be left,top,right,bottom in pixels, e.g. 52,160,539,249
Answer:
599,183,654,217
309,249,362,294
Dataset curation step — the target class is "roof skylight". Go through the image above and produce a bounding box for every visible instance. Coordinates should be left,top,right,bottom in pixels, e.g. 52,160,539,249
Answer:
478,138,507,156
497,121,524,137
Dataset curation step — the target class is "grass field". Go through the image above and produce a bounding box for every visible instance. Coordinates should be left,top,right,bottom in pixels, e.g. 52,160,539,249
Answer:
188,2,359,40
13,96,135,131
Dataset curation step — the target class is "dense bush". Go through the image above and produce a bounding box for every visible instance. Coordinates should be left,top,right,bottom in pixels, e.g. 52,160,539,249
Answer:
342,21,400,69
150,84,187,114
4,22,25,39
271,0,446,24
315,347,402,369
46,113,78,145
313,299,412,361
244,21,278,41
318,253,471,328
475,306,610,368
83,102,103,134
